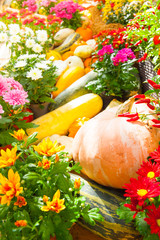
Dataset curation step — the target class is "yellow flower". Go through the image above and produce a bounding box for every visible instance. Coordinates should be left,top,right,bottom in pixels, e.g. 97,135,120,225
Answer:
0,145,21,168
33,138,65,157
10,129,25,141
0,169,23,205
42,158,51,169
74,178,81,189
41,190,65,213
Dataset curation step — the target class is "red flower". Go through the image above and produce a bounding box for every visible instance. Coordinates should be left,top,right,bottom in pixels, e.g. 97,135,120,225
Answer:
153,35,160,45
123,176,160,206
124,198,147,219
157,69,160,75
136,160,160,180
144,204,160,238
149,145,160,162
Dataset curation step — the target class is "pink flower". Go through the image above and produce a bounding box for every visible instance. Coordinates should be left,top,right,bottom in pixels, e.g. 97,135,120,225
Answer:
6,78,24,91
0,104,4,118
40,0,50,7
97,44,114,56
3,89,29,106
112,48,136,66
0,76,10,96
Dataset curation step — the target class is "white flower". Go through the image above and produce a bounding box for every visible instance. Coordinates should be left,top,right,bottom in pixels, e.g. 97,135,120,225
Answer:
15,60,27,68
52,60,68,77
36,30,48,42
18,54,38,60
32,43,43,53
39,54,46,59
35,62,49,69
0,32,8,42
25,27,34,37
10,34,21,43
26,68,43,80
26,39,35,48
0,21,7,31
8,24,20,35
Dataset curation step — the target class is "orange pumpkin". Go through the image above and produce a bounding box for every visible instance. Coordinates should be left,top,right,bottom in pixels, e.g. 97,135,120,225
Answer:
70,40,87,52
84,57,98,68
72,99,160,189
61,51,74,61
76,25,93,41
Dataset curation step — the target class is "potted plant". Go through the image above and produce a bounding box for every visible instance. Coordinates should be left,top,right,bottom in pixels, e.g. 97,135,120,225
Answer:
2,53,58,118
0,74,37,148
0,130,103,239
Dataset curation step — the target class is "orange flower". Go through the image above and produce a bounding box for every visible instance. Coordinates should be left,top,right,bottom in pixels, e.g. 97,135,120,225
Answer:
15,220,27,227
0,145,21,168
14,196,27,208
38,161,42,167
42,158,51,169
10,129,25,141
43,195,49,202
74,178,81,189
41,190,65,213
0,169,23,205
55,154,59,163
33,138,65,156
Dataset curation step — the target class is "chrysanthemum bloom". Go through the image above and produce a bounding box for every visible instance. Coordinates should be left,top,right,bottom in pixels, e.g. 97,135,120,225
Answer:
10,129,25,141
136,160,160,180
0,32,8,42
124,197,147,219
0,75,10,96
0,145,21,168
14,196,27,208
41,189,65,213
36,30,48,42
74,178,81,189
25,38,35,48
10,34,21,43
26,67,42,80
34,138,65,157
15,220,27,227
6,77,24,90
32,43,43,53
123,176,160,206
144,204,160,238
0,169,23,205
149,145,160,162
3,89,29,106
14,60,27,68
97,44,114,56
8,24,20,35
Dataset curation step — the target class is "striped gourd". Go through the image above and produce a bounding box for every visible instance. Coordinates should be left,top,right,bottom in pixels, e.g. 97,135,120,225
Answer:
71,173,141,240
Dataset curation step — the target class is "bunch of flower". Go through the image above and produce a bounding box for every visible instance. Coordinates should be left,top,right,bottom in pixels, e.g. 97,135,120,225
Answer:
0,10,20,25
93,28,128,50
86,44,139,98
22,0,38,12
10,0,25,10
38,0,57,15
0,131,103,240
3,54,58,105
0,75,36,147
125,0,160,70
117,143,160,239
50,0,84,30
102,0,144,25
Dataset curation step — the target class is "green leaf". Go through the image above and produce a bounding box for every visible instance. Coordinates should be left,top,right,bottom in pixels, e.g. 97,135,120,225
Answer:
116,201,135,223
26,132,38,147
23,172,42,181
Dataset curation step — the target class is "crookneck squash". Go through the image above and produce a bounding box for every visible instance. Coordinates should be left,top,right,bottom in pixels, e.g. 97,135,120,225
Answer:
71,97,160,189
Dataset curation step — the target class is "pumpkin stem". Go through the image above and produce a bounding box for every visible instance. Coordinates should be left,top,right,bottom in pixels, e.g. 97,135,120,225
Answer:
116,96,135,116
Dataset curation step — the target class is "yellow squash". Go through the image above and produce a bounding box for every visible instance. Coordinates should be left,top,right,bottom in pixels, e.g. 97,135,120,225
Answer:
52,66,85,98
25,93,103,143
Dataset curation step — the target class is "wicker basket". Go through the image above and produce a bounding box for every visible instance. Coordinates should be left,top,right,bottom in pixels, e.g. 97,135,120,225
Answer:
138,51,157,94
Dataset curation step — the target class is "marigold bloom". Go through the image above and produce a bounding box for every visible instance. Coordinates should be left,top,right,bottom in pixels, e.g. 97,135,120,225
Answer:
10,129,25,141
42,158,51,169
14,196,27,208
34,138,65,156
41,189,65,213
43,195,49,202
15,220,27,227
0,169,23,205
0,145,21,168
123,176,160,206
74,178,81,189
144,204,160,238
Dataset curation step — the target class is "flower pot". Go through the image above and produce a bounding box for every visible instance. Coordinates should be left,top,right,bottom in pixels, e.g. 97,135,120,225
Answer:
30,102,49,119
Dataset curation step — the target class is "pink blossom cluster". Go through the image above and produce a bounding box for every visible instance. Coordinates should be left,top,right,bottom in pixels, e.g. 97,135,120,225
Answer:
97,44,114,56
22,0,38,12
112,48,136,66
0,75,29,115
50,1,84,20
